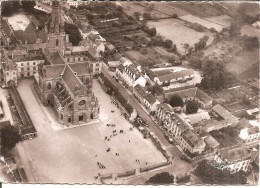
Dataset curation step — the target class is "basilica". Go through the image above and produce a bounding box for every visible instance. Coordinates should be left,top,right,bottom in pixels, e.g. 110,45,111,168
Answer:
34,1,100,125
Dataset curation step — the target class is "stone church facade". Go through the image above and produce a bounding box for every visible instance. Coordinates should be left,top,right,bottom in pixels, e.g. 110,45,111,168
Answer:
34,1,100,126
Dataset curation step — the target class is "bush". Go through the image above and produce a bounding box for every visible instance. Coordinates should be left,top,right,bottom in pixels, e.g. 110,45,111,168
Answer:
176,174,191,184
143,12,152,20
140,49,148,55
210,27,218,33
172,14,178,18
65,23,82,46
146,172,174,184
169,95,184,107
190,23,206,32
186,101,199,114
163,39,173,49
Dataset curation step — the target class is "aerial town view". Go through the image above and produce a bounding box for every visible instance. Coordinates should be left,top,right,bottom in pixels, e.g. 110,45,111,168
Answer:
0,0,259,186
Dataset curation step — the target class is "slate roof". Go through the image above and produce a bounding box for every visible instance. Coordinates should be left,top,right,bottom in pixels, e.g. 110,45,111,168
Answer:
145,93,157,105
2,57,16,71
157,69,194,82
68,63,90,76
212,104,236,120
182,129,200,148
50,52,66,65
62,66,88,96
218,147,251,162
205,135,220,149
43,64,66,78
134,84,157,105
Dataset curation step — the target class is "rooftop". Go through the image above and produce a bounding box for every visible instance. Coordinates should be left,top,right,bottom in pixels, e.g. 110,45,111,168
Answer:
218,147,251,162
212,104,237,120
205,135,220,149
156,69,194,82
182,129,200,148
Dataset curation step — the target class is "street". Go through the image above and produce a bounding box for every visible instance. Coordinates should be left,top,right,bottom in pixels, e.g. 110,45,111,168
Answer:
102,65,171,148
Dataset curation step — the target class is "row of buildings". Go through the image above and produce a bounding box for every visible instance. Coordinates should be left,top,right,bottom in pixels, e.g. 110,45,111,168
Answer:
1,2,105,126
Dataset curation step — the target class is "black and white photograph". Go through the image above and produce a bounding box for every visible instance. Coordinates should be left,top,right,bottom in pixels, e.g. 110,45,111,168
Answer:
0,0,259,186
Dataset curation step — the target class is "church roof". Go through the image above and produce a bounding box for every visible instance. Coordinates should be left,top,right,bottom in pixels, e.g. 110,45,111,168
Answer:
50,52,66,65
62,66,87,96
68,63,90,76
42,64,66,79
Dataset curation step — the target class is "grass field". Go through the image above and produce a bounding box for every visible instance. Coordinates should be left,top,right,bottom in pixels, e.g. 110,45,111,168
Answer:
202,37,259,79
148,19,215,54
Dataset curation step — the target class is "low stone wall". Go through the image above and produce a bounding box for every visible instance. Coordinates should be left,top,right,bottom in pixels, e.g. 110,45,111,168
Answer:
117,169,136,178
99,173,112,180
140,161,168,173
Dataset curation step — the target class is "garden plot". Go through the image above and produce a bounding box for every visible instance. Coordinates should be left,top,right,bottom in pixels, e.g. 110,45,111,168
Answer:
179,14,224,32
147,19,214,54
204,15,232,27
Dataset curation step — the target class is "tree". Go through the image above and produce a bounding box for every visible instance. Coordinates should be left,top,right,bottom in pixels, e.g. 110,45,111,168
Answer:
21,0,36,12
134,12,141,19
146,172,174,184
148,27,157,37
1,125,21,155
172,14,178,18
163,39,173,49
194,160,247,185
186,101,199,114
169,95,184,107
64,23,82,46
1,1,20,16
143,12,152,20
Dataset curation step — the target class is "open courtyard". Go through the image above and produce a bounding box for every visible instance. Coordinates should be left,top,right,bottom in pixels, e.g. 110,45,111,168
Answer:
13,79,166,184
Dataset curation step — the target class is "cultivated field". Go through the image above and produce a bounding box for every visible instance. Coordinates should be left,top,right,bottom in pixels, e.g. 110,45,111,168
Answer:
14,79,166,184
204,15,232,27
180,14,224,32
147,19,215,54
202,37,259,79
241,25,260,37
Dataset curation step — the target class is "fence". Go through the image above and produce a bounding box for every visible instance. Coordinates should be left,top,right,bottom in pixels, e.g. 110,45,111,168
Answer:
117,169,136,178
99,173,112,180
140,161,168,173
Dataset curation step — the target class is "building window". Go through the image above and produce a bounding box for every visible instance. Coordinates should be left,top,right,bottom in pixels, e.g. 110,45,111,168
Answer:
47,82,52,90
27,68,30,71
33,67,36,70
21,63,23,66
56,39,59,46
27,62,29,66
27,72,30,76
33,62,36,65
13,72,16,75
6,72,9,76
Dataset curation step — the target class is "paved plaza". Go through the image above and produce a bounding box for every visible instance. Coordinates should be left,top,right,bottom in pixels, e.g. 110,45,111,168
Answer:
14,79,166,184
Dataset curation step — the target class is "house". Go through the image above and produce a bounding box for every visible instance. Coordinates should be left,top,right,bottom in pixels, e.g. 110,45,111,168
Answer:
211,104,238,121
121,64,146,88
1,57,18,88
180,129,206,154
204,135,220,150
214,147,251,173
11,53,45,78
165,87,213,108
105,43,116,52
133,84,160,112
153,69,194,85
237,118,260,143
155,103,205,154
85,30,106,54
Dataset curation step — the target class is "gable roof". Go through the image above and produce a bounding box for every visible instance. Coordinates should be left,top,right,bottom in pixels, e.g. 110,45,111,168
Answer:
50,52,66,65
212,104,236,120
205,135,220,149
62,66,88,96
42,64,66,79
182,129,200,148
68,63,90,76
157,69,194,82
218,147,251,162
144,93,157,105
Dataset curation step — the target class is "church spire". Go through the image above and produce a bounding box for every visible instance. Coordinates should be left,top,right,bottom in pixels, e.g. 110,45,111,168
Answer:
48,1,64,34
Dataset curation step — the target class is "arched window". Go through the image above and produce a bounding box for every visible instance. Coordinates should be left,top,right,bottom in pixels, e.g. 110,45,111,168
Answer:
47,82,52,90
56,39,59,46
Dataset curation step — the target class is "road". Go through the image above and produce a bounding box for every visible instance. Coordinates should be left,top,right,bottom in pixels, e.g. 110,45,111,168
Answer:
102,64,170,147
